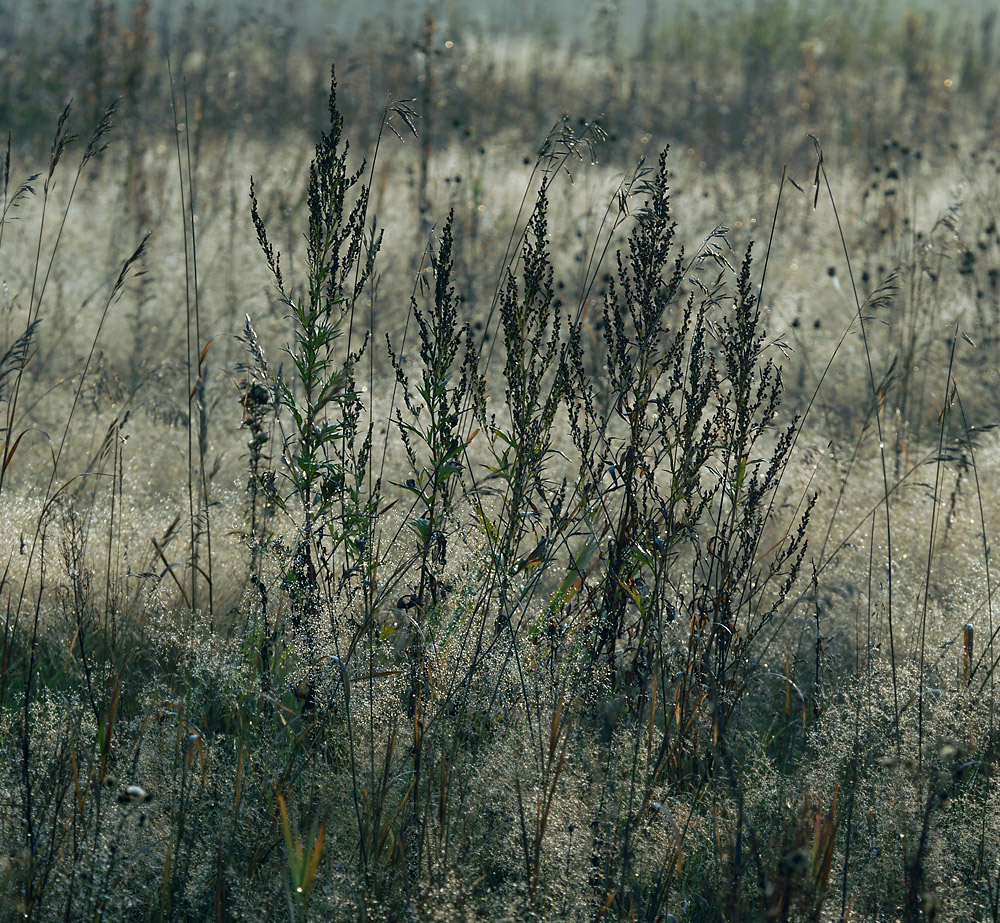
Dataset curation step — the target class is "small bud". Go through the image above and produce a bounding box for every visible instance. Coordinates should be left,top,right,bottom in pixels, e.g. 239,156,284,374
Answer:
118,785,152,804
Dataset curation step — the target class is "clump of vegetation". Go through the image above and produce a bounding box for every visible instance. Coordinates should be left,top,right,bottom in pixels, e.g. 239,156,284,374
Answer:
3,3,1000,920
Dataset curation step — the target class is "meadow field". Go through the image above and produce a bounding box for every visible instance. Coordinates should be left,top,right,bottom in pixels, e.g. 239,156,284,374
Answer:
4,1,1000,919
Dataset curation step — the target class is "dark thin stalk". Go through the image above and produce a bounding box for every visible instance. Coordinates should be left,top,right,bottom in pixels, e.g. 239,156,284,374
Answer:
168,56,199,615
182,76,214,624
814,136,900,753
916,324,958,769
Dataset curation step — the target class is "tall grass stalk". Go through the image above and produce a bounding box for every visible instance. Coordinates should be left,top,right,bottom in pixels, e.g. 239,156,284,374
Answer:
168,58,213,621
